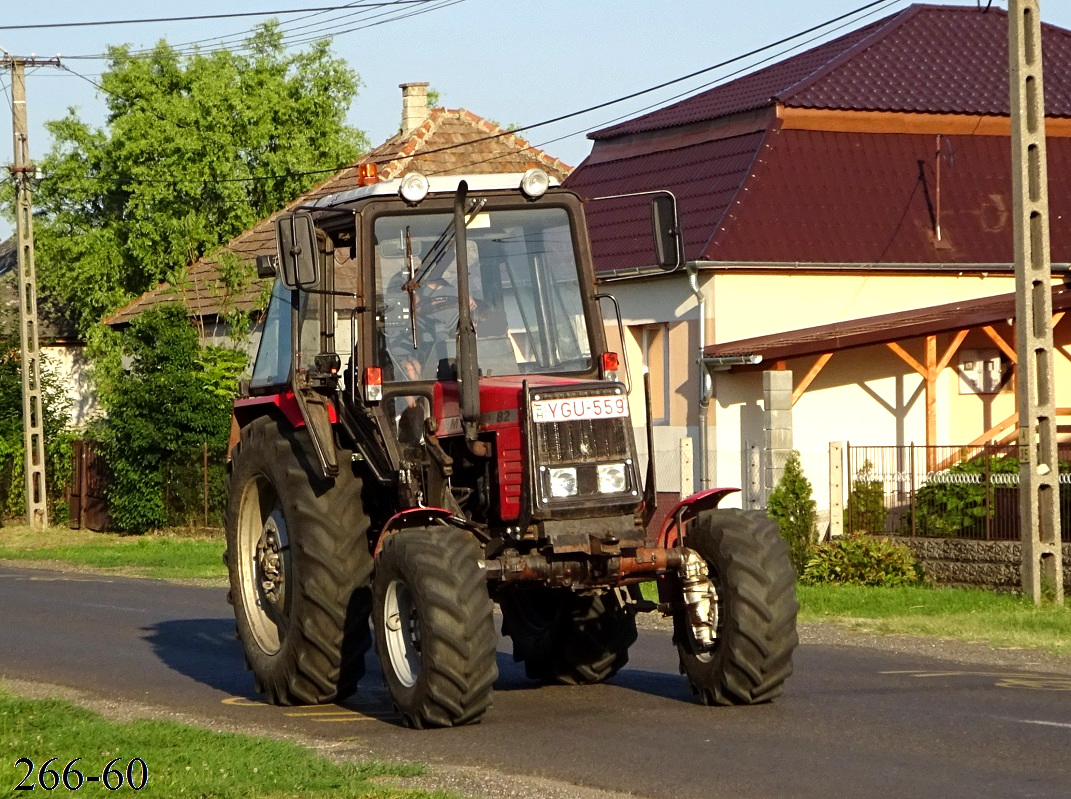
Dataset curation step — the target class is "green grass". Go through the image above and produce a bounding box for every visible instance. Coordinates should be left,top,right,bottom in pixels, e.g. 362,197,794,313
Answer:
797,583,1071,656
0,687,448,798
0,525,226,581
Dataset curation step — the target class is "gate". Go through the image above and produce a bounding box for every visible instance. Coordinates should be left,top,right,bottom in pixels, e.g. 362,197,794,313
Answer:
68,440,111,531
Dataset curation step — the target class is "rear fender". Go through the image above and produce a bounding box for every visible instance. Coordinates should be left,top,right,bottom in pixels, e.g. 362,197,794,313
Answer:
373,507,482,558
655,487,739,549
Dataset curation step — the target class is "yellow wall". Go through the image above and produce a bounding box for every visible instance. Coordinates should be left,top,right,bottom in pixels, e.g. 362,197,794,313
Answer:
711,272,1019,342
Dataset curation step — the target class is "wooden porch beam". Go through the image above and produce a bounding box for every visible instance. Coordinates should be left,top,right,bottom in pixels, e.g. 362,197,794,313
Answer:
886,341,926,376
982,324,1018,363
936,329,970,373
791,352,833,406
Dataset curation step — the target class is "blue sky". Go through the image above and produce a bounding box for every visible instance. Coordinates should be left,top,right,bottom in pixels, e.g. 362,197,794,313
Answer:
2,0,1069,241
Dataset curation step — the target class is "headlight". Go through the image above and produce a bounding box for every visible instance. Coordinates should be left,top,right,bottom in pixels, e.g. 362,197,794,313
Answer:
596,463,628,494
399,171,429,204
520,168,550,199
548,467,578,498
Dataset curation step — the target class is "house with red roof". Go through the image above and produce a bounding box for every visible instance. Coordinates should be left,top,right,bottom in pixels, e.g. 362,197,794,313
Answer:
564,3,1071,522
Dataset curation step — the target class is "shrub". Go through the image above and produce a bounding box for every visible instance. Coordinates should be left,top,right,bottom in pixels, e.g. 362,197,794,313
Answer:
97,305,244,533
911,454,1018,537
802,533,921,587
766,450,816,573
846,460,887,533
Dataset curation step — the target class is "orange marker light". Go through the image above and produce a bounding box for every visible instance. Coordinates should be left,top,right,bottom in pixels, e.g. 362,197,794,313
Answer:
364,367,383,401
357,163,379,186
601,352,620,373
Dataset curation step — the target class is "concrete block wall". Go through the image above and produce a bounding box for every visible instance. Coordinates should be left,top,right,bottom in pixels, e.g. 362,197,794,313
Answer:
891,536,1071,593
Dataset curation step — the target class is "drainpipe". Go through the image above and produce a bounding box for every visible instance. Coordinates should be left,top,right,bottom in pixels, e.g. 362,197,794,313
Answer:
687,262,712,491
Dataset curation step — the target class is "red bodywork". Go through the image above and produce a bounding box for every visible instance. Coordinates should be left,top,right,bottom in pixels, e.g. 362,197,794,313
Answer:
432,375,595,521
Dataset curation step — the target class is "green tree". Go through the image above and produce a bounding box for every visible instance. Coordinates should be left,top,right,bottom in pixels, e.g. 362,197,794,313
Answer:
24,22,367,334
99,304,243,532
766,450,817,574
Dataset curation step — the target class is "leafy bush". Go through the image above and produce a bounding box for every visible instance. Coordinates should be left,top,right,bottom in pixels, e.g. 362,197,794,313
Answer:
911,454,1018,537
767,450,816,573
846,460,887,533
97,305,244,533
802,533,922,587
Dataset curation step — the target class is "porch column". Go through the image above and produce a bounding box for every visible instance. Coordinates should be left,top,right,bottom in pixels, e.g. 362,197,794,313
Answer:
762,369,793,505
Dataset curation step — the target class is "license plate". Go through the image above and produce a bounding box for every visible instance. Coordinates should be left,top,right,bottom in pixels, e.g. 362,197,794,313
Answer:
531,395,628,423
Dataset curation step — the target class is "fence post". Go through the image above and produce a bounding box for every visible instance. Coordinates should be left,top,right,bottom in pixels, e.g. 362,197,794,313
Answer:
746,443,762,510
679,437,694,500
203,442,209,528
829,441,844,539
910,443,917,537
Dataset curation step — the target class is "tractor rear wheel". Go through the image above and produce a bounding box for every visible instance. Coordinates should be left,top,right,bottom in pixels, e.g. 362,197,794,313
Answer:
501,587,639,685
675,508,798,705
225,415,373,705
372,526,498,728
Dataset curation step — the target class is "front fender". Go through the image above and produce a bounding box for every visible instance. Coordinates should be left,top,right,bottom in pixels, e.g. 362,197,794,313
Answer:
373,507,482,558
655,487,739,549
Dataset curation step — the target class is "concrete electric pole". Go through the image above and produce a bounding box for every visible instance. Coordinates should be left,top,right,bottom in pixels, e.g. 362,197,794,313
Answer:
5,55,59,529
1008,1,1063,604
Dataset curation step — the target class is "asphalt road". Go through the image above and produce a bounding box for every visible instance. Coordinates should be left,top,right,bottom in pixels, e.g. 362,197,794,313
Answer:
1,564,1070,799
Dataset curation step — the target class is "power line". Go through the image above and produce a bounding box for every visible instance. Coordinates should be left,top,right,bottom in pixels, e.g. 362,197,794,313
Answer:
0,2,434,31
62,0,465,60
31,0,903,191
426,0,905,176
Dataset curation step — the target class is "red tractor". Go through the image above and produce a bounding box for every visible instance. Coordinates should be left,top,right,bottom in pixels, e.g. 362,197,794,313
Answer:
224,167,798,728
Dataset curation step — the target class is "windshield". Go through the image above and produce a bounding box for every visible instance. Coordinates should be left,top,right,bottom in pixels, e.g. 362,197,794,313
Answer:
373,205,592,381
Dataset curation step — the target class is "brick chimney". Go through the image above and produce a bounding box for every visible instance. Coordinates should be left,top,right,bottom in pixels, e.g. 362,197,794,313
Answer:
399,82,430,135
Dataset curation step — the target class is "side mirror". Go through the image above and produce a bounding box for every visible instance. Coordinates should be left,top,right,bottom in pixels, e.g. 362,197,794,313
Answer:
651,195,683,272
255,254,278,278
275,212,320,289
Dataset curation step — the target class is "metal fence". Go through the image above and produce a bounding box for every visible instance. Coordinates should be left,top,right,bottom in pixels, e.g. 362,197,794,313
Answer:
846,443,1071,542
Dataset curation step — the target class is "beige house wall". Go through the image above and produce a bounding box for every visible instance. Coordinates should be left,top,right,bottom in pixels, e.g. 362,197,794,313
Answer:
43,344,97,429
600,269,1070,515
711,272,1018,342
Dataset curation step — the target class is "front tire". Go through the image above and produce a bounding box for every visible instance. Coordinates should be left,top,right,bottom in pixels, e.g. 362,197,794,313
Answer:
225,415,373,705
675,509,798,705
500,587,639,685
372,526,498,728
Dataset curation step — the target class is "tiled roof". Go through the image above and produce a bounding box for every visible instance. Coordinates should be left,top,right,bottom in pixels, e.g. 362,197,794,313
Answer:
706,284,1071,363
105,108,571,326
594,4,1071,140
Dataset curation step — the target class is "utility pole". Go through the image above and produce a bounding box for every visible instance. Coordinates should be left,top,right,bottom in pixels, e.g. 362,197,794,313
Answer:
1008,1,1063,604
5,55,59,529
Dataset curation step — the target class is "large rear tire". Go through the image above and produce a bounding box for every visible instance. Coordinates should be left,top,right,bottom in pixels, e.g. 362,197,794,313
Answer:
225,415,373,705
500,587,639,685
675,508,798,705
372,526,498,728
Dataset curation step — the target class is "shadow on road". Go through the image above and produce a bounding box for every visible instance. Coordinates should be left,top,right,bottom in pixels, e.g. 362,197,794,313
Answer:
143,618,250,696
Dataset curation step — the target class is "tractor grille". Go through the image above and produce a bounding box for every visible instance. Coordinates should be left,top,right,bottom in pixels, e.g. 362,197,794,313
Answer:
533,414,632,466
527,384,639,514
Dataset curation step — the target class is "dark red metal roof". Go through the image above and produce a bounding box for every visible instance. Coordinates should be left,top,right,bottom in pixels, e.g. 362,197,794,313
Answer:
706,284,1071,363
572,124,1071,273
709,127,1071,264
594,4,1071,141
570,130,767,272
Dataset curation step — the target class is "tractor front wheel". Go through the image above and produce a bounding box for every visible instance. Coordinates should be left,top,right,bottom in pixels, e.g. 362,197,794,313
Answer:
372,526,498,728
675,508,799,705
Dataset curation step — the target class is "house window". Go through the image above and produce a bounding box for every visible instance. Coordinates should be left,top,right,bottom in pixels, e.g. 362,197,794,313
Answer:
637,324,670,425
